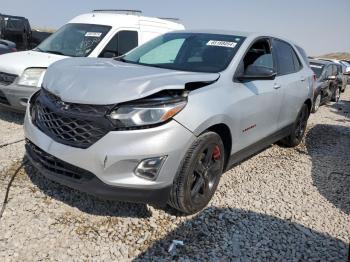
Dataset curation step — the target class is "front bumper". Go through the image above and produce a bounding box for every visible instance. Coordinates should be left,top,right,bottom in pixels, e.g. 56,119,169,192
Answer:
24,108,196,204
0,82,38,111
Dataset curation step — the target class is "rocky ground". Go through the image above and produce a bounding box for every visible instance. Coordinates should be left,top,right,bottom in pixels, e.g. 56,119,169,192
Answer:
0,89,349,261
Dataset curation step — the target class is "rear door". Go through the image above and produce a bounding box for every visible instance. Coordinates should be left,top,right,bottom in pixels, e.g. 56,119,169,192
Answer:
272,39,308,129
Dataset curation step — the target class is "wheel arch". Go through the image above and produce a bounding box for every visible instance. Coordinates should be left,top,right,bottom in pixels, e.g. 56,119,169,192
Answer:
202,123,232,170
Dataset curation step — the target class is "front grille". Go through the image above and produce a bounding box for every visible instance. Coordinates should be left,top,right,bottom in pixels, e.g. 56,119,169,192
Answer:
0,72,17,86
26,140,94,181
0,90,10,105
31,89,115,149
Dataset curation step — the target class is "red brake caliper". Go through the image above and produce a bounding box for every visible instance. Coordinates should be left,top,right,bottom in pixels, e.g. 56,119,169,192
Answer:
213,145,221,160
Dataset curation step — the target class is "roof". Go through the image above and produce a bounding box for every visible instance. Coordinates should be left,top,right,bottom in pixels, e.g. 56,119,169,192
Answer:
172,29,254,37
309,59,333,65
68,12,184,29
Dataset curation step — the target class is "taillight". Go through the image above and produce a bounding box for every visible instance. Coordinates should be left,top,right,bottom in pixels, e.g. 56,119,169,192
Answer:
11,48,17,52
313,74,317,82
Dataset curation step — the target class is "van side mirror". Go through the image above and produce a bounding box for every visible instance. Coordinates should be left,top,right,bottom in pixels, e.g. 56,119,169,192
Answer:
237,65,277,81
102,51,115,58
326,75,336,80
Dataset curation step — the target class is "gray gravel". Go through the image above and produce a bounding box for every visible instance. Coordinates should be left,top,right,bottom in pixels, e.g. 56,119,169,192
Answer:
0,89,349,261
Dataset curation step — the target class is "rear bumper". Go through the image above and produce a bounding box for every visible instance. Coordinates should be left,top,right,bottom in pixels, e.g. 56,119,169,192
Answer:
25,141,172,205
0,82,38,111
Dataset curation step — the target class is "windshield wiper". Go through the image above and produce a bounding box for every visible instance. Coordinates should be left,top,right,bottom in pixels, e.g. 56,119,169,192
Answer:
44,50,66,56
33,47,44,52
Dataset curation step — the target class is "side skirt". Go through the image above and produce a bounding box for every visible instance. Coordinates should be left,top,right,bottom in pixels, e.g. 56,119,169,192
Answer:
225,124,293,171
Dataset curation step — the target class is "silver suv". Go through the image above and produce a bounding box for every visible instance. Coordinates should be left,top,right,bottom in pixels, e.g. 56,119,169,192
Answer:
24,31,314,214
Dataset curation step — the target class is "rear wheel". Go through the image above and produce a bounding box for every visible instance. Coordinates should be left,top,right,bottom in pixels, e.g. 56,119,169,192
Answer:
280,104,309,147
311,93,321,113
168,132,225,214
331,88,340,102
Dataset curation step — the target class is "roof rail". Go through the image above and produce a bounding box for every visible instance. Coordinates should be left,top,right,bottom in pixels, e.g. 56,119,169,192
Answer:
158,17,180,22
92,9,142,15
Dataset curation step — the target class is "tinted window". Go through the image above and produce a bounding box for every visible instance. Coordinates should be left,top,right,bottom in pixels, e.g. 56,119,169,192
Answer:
122,33,245,73
100,30,138,58
310,62,325,78
324,65,333,78
291,49,302,71
296,46,309,66
273,39,297,75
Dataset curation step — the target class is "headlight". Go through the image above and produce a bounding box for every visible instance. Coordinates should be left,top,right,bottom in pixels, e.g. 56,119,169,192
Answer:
108,98,187,129
18,68,46,87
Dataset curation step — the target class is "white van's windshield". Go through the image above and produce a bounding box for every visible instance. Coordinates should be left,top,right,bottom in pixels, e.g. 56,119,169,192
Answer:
34,23,111,57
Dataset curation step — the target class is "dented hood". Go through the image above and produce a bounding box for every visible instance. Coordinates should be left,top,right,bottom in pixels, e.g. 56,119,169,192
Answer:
43,58,220,104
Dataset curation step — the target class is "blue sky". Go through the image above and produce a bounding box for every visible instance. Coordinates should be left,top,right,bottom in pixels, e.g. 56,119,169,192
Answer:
2,0,349,55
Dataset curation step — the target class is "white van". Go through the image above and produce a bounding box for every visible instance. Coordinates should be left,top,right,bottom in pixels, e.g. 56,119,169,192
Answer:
0,10,185,111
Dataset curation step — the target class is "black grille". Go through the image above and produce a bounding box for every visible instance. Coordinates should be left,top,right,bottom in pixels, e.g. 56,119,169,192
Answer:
0,90,10,105
0,72,17,86
31,89,115,149
26,140,94,181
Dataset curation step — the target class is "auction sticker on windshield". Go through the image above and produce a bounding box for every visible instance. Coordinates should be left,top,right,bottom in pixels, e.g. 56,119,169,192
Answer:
85,32,102,37
207,40,237,48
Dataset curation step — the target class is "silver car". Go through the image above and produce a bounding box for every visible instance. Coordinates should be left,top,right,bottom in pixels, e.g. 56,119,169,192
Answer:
24,31,314,214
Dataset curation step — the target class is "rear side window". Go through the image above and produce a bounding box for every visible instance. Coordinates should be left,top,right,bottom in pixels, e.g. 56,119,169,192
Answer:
296,45,309,66
99,30,138,58
273,39,301,75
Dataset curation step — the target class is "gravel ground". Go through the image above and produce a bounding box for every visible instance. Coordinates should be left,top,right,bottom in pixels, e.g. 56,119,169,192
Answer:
0,88,349,261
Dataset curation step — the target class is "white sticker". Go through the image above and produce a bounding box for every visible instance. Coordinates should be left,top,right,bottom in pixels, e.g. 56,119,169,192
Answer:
207,40,237,48
85,32,102,37
310,65,323,69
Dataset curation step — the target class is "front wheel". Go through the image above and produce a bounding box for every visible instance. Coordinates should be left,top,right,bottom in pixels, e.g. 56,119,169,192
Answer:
279,104,309,147
168,132,225,214
311,93,321,113
331,88,340,102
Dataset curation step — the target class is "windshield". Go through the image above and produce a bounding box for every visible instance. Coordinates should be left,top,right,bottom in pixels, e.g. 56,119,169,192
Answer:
310,62,325,78
121,33,245,73
34,23,111,57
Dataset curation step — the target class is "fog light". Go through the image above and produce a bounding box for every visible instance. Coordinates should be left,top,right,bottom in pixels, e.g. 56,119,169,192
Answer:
134,156,167,180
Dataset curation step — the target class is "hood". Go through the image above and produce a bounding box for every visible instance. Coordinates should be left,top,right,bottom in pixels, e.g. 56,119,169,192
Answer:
0,51,66,75
43,58,220,105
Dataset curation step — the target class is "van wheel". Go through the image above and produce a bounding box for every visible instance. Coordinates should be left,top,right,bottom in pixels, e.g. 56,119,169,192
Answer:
280,104,309,147
312,93,321,113
331,88,340,102
168,132,225,214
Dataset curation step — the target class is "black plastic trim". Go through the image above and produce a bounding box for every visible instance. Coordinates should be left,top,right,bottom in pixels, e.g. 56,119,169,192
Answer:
226,124,293,170
26,140,171,205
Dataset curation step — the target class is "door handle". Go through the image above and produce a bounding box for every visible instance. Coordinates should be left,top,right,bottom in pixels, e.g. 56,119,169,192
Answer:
273,83,281,89
300,76,306,82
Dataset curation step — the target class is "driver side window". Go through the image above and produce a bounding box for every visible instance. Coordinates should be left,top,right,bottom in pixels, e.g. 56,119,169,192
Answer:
240,38,273,75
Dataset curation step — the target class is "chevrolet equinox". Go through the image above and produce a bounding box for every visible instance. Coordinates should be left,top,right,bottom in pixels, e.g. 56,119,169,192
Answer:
25,31,314,214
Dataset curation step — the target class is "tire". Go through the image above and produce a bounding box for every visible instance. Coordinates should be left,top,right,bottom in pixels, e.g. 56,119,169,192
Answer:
311,93,321,113
168,132,225,214
331,88,340,102
280,104,309,147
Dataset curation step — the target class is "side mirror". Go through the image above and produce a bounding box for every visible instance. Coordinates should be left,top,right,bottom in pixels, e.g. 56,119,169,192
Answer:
102,51,115,58
326,75,336,80
237,65,277,81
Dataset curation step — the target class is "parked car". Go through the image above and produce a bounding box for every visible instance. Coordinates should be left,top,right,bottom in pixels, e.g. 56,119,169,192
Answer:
0,14,31,50
0,39,16,55
317,58,350,88
0,10,184,112
25,31,314,214
309,59,340,113
30,30,52,48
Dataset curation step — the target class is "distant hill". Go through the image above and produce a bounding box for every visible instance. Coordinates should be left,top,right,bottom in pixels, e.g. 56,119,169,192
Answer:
318,52,350,60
